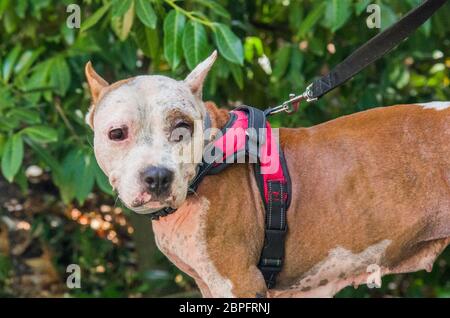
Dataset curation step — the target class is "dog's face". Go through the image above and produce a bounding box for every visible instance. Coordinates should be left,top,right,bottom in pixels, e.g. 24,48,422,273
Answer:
85,52,217,214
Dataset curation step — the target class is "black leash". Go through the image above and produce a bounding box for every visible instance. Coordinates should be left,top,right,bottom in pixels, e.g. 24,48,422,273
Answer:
266,0,448,115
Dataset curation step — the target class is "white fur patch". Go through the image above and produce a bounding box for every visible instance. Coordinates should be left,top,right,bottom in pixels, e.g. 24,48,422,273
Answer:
417,101,450,110
291,239,392,297
188,197,235,297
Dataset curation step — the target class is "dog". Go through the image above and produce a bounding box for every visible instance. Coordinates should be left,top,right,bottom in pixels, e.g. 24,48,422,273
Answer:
85,51,450,297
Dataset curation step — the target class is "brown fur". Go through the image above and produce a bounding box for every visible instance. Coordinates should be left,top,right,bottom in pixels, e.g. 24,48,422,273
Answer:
177,102,450,296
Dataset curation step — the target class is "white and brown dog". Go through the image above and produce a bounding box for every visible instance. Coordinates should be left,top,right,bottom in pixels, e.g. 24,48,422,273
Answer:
85,51,450,297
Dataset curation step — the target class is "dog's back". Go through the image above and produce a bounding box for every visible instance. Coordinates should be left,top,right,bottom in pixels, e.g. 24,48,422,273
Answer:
274,103,450,296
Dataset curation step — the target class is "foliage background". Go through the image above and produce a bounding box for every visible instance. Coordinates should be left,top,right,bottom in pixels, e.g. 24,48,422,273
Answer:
0,0,449,297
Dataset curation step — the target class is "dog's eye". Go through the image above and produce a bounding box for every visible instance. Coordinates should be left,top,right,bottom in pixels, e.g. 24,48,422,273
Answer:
174,122,192,131
108,127,128,141
170,121,192,142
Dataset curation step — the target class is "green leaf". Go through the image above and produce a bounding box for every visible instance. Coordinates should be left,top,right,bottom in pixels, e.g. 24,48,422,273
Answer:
147,27,160,60
0,134,5,157
228,62,244,89
21,126,58,143
288,1,303,31
380,4,397,31
75,152,95,204
182,21,210,70
136,0,157,29
2,45,21,83
0,117,19,132
323,0,352,32
135,22,159,59
118,40,138,71
112,0,132,17
50,57,71,96
355,0,371,15
287,47,304,91
25,139,63,187
68,34,101,55
80,2,112,33
22,60,52,104
94,160,113,195
15,0,28,18
163,10,186,69
3,9,18,34
208,2,230,19
15,167,28,194
7,108,41,124
13,48,44,77
296,2,326,39
420,19,431,37
272,45,291,80
244,36,264,62
193,0,230,20
214,57,230,78
213,23,243,65
1,133,24,182
111,1,135,41
0,0,9,18
59,150,81,203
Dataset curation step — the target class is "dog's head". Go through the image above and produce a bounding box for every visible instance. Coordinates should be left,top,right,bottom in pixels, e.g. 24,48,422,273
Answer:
85,52,217,214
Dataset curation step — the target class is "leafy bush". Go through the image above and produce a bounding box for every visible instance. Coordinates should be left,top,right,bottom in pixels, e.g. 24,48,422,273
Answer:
0,0,449,297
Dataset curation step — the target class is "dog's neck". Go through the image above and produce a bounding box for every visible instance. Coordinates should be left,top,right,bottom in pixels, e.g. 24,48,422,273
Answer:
203,101,231,135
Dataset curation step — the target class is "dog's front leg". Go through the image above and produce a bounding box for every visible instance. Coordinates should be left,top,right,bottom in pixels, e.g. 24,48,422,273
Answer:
212,265,268,298
194,278,213,298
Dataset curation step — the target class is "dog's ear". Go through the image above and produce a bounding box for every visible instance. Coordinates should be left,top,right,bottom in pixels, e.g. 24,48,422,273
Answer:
85,62,109,129
85,61,109,104
184,50,217,99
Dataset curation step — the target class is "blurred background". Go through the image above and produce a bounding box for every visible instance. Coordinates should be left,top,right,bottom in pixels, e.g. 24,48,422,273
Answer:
0,0,449,297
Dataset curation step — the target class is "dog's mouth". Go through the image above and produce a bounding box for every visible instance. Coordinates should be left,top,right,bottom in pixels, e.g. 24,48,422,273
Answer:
127,195,177,214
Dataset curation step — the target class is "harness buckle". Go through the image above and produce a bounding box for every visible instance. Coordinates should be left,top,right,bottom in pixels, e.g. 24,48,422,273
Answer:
304,83,318,102
267,94,301,115
265,83,319,116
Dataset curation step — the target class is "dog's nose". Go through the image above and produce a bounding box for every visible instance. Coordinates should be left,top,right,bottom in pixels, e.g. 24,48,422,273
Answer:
142,166,174,197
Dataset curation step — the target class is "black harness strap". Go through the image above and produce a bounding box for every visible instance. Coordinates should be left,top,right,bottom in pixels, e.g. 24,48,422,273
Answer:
257,181,287,288
254,140,292,289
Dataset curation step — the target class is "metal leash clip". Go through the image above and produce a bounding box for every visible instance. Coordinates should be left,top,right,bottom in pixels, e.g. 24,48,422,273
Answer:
265,84,317,116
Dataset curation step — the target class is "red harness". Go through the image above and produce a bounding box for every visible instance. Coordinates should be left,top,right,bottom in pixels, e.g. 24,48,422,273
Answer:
151,106,292,289
209,110,289,202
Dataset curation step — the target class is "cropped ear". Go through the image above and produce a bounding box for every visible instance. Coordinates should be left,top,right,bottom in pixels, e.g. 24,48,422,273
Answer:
184,50,217,99
85,61,109,104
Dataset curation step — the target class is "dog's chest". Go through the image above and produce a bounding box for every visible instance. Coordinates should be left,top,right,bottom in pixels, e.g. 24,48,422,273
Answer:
151,197,234,297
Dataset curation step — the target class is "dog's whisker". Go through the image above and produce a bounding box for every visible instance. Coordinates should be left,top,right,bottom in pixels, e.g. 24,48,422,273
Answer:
85,137,93,148
113,195,120,208
191,190,200,198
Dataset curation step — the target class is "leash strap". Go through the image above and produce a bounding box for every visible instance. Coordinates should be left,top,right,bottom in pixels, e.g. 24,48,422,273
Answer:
307,0,448,100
